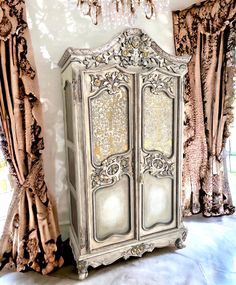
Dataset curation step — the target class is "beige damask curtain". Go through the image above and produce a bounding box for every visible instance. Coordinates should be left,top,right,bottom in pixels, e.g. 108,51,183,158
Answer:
0,0,64,273
173,0,235,217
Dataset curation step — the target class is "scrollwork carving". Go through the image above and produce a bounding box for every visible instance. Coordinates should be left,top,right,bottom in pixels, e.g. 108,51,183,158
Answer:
143,152,174,178
59,29,190,74
91,155,131,189
142,73,175,97
90,71,130,94
123,243,155,259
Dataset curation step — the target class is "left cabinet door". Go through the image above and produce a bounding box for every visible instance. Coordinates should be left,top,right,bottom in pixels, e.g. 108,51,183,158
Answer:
82,67,135,250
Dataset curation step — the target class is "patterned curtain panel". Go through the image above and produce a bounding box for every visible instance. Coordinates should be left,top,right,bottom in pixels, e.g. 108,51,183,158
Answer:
173,0,235,217
0,1,64,274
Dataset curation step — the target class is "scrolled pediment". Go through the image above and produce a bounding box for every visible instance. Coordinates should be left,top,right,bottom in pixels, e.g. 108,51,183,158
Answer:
59,28,190,75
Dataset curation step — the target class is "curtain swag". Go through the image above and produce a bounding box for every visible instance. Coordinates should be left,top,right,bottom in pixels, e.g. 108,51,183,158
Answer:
173,0,236,217
0,0,64,274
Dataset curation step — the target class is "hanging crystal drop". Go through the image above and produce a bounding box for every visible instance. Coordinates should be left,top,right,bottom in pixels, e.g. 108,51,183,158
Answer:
78,0,170,27
80,1,90,15
90,4,98,25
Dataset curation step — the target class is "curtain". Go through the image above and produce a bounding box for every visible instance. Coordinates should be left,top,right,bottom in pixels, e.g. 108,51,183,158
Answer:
0,0,64,274
173,0,235,217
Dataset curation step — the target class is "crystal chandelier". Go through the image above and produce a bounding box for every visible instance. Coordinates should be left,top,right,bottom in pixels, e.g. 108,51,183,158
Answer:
77,0,170,26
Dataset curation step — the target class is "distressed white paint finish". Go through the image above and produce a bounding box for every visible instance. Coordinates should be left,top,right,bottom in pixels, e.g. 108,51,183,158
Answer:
143,174,172,228
95,175,130,240
25,0,203,238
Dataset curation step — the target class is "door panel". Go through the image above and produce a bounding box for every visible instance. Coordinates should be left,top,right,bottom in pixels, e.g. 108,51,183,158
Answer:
140,70,177,237
142,173,173,229
94,175,131,241
82,67,135,250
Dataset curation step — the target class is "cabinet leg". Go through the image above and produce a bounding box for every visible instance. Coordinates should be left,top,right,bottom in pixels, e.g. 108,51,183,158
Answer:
175,230,187,249
175,238,184,249
77,261,88,280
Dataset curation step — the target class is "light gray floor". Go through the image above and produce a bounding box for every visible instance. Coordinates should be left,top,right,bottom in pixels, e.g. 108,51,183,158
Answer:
0,175,236,285
1,213,236,285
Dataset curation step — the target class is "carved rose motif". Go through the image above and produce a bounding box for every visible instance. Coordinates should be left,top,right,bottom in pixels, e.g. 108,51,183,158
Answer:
118,33,152,67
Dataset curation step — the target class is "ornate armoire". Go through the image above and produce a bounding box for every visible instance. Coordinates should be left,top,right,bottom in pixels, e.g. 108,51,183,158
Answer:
59,28,190,280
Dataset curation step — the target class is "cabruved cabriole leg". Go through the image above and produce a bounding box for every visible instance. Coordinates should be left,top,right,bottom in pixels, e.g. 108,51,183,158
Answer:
175,230,188,249
77,260,88,280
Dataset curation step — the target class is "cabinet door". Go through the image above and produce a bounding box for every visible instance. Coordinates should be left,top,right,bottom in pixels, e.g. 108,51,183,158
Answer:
82,67,135,250
139,69,179,237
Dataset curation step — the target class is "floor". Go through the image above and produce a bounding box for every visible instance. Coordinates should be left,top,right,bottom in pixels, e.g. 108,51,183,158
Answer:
0,175,236,285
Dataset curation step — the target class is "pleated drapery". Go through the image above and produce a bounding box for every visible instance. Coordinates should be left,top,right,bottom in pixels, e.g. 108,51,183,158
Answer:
173,0,235,217
0,0,64,274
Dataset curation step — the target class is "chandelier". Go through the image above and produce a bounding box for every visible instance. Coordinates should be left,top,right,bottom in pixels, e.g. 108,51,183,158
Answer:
77,0,170,26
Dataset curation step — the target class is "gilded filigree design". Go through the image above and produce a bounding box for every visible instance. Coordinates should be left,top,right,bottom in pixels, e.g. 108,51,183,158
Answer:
142,73,175,97
123,243,155,259
90,86,129,165
91,155,130,189
143,88,173,156
143,152,174,178
90,71,130,94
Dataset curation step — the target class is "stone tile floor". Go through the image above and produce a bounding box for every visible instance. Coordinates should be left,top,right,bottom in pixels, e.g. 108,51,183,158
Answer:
0,174,235,285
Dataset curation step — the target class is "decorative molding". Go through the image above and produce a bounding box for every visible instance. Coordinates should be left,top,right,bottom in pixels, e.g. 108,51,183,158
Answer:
91,155,131,189
142,73,175,97
143,152,174,178
90,71,130,94
58,29,190,75
73,227,187,279
123,243,155,259
115,32,152,68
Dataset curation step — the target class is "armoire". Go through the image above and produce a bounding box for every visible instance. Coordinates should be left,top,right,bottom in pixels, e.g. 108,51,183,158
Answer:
59,28,190,280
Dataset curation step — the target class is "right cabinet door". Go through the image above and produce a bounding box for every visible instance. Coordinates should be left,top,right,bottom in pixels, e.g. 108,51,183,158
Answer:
139,69,179,237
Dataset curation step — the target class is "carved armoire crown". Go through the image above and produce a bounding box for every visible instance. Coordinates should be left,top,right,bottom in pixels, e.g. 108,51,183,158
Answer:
59,28,190,280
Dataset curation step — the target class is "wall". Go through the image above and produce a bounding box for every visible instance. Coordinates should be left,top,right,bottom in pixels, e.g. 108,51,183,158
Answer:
25,0,199,239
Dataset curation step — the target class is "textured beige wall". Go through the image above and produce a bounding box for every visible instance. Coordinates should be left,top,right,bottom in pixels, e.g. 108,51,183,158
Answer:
25,0,199,239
